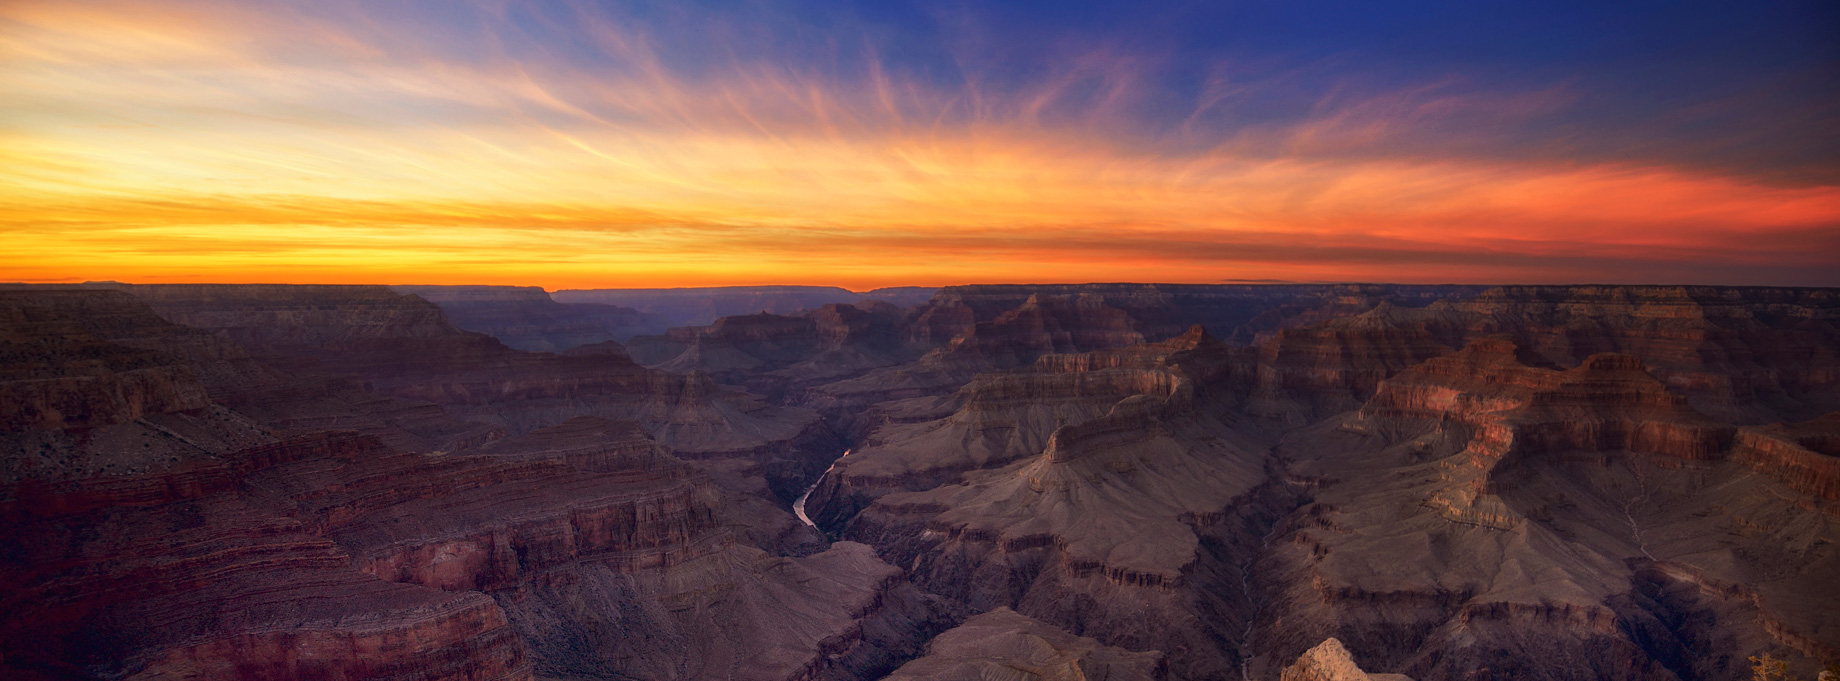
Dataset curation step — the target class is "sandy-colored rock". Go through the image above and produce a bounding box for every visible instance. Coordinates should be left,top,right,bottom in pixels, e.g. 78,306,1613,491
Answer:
1279,638,1412,681
883,607,1164,681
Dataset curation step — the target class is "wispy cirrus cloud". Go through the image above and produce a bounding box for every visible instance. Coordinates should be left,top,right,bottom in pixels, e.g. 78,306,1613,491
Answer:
1,0,1835,288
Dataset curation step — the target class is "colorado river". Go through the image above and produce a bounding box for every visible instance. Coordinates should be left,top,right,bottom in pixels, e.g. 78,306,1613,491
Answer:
792,449,848,528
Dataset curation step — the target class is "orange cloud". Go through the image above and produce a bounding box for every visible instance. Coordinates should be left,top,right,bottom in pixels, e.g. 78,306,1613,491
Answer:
1,0,1836,290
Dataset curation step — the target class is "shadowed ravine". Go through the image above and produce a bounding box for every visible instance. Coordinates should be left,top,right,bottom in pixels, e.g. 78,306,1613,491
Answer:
795,449,849,530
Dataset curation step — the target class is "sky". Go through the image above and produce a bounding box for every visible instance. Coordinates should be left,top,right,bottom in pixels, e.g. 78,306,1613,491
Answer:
2,0,1837,289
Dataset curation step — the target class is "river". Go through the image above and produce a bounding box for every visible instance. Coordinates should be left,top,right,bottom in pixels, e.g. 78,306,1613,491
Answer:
792,449,848,529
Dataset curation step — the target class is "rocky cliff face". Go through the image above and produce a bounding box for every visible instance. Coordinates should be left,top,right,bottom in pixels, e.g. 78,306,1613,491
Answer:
241,424,942,681
809,284,1837,681
883,607,1165,681
1,433,535,681
104,284,844,498
805,326,1237,528
0,290,273,486
1280,638,1413,681
11,286,502,453
807,292,1177,429
10,282,1839,681
628,303,917,398
3,414,936,681
822,329,1284,679
0,291,212,432
1731,413,1840,506
806,284,1480,433
1395,286,1839,423
1256,335,1837,681
392,285,663,351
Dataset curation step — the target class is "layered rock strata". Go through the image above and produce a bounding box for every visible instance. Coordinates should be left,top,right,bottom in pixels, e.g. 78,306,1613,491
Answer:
3,418,937,681
831,328,1281,679
104,284,843,497
883,607,1165,681
9,282,1839,681
240,426,939,681
1280,638,1413,681
805,326,1238,529
1,433,535,681
631,302,912,395
1258,337,1839,680
7,286,501,452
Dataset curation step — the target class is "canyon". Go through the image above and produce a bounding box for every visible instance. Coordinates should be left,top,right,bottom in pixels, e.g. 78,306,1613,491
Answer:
2,282,1835,680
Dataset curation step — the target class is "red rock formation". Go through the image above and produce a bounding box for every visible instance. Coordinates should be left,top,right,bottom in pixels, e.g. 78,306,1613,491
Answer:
1249,303,1461,423
1732,413,1840,506
11,281,1839,681
882,607,1165,680
3,417,939,681
1260,335,1838,680
1418,286,1840,423
0,433,535,681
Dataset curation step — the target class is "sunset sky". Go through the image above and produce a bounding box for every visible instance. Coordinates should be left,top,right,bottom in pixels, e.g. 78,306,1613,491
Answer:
3,0,1837,289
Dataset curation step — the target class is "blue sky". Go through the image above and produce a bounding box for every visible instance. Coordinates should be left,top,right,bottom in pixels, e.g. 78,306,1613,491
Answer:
3,0,1836,286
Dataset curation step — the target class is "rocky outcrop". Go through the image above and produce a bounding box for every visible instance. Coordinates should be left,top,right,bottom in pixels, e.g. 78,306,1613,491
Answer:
1247,305,1459,425
805,326,1237,530
0,433,536,681
631,303,919,406
1280,638,1412,681
806,284,1484,430
1402,286,1840,423
392,285,662,351
0,290,278,487
1259,335,1839,680
805,292,1225,434
1241,285,1840,427
3,417,936,681
829,329,1279,679
0,290,213,431
295,421,940,681
644,313,823,375
883,607,1164,681
101,284,842,496
1732,413,1840,506
14,286,501,452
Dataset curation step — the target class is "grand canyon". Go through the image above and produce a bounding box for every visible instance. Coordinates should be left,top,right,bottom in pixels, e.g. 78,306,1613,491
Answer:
3,282,1835,680
5,0,1836,678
